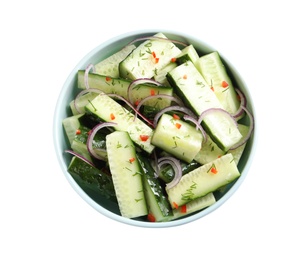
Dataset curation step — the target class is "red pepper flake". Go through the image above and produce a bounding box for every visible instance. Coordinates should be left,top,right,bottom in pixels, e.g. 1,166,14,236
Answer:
173,114,180,120
151,52,159,63
211,167,218,174
147,213,156,222
173,202,179,209
150,89,156,96
180,204,187,213
221,81,229,88
183,74,187,80
110,113,115,120
175,123,182,129
134,100,140,106
140,135,149,142
87,130,92,135
171,57,177,63
105,76,111,82
129,157,135,163
210,86,214,92
76,129,81,135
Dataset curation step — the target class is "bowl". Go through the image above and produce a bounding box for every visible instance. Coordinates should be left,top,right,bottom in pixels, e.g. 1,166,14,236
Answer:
53,29,257,228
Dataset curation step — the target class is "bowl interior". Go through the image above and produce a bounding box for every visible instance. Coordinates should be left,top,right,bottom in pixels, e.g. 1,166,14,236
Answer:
53,29,256,228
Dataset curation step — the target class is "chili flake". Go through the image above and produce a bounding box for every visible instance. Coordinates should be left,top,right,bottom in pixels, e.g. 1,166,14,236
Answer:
211,167,218,174
180,204,187,213
110,113,115,120
221,81,229,88
147,213,156,222
129,157,135,163
140,135,149,142
175,123,182,129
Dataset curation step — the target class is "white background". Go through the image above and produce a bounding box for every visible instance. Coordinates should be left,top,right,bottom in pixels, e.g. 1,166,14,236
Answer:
1,0,296,259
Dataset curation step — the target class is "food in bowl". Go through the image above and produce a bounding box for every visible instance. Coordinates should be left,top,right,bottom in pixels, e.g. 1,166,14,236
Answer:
55,31,255,227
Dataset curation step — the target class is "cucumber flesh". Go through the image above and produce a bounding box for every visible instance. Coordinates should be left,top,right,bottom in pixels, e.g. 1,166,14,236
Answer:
94,44,136,78
85,93,155,154
62,114,84,144
169,193,216,220
119,32,181,80
196,51,240,115
151,113,203,163
166,153,240,208
106,131,147,218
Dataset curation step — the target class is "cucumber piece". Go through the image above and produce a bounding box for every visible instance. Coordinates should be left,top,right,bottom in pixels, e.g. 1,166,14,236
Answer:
106,131,147,218
167,61,242,152
166,153,240,207
119,32,181,80
70,92,98,115
62,114,84,144
228,124,250,165
67,155,117,201
170,193,216,220
196,51,240,115
153,61,177,86
194,124,250,165
94,44,136,78
175,44,200,68
63,114,109,161
151,113,203,163
85,93,155,154
78,71,173,110
136,154,173,222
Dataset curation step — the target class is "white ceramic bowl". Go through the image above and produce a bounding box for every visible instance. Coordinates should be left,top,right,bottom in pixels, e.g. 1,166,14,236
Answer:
53,29,257,228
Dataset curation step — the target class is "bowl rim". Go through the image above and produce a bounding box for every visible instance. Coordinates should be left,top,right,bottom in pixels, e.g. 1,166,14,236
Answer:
53,29,257,228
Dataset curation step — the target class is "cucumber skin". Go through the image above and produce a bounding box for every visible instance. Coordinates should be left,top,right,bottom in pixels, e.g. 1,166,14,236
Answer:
137,154,173,221
67,156,117,202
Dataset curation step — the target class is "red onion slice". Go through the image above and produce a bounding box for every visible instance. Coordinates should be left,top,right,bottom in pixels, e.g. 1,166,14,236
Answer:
158,156,182,189
74,88,103,114
197,107,238,127
106,93,154,128
153,105,197,128
183,115,207,143
127,78,162,104
229,106,254,150
84,64,95,89
87,122,117,160
126,36,188,48
232,88,247,119
65,150,95,167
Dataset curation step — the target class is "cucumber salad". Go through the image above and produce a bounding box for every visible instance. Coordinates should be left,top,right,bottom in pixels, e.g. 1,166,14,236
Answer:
62,32,254,222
